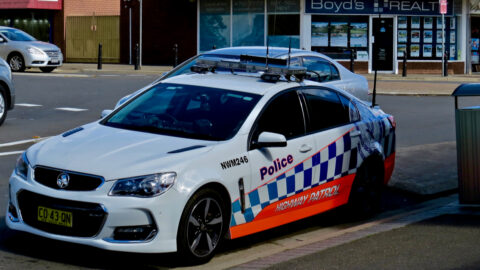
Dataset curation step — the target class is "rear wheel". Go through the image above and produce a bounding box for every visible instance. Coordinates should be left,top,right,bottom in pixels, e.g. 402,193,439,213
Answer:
0,87,7,126
347,160,383,219
40,67,56,73
177,188,227,264
7,53,25,72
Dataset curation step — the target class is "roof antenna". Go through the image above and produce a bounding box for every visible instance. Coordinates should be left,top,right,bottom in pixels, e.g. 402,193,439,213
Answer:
266,37,270,70
288,37,292,68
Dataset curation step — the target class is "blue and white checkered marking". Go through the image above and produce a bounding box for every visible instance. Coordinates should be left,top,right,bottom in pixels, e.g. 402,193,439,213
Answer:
230,111,395,227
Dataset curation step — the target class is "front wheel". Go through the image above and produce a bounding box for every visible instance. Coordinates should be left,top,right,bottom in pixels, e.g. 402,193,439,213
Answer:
177,188,227,264
7,53,25,72
0,87,6,126
40,67,56,73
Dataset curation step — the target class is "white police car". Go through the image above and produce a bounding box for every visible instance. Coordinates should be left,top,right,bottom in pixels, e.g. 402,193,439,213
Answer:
7,60,395,264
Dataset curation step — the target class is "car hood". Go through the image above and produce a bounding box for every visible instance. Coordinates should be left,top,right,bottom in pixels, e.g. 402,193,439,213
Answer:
15,40,60,51
27,123,215,180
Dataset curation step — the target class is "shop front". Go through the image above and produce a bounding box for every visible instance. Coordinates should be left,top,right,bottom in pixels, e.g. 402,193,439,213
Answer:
197,0,466,74
0,0,62,43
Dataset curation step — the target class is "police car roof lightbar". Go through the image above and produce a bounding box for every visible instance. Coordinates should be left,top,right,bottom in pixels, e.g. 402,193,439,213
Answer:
193,56,307,82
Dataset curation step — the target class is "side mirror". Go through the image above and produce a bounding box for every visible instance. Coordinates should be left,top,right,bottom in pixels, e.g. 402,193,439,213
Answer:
0,37,5,43
255,132,287,148
101,109,113,118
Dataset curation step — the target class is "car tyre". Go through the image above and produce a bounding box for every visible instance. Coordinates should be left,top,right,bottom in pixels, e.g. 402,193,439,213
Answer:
40,67,56,73
177,188,227,265
7,53,25,72
0,86,7,126
346,160,383,219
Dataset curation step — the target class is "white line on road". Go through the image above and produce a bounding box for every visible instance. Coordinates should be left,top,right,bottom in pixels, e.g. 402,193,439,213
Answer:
15,103,43,107
99,74,121,77
55,107,88,112
0,151,24,157
0,137,50,148
13,73,91,78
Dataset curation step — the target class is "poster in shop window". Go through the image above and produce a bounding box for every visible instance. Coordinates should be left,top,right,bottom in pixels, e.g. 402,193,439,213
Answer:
436,45,443,57
424,17,433,29
410,44,420,57
398,30,407,43
436,31,443,43
311,22,329,46
423,44,433,57
423,31,433,43
398,44,406,57
330,22,348,47
450,18,455,29
450,32,455,43
411,17,420,29
411,30,420,43
398,16,407,29
350,23,367,47
450,45,456,59
437,17,445,29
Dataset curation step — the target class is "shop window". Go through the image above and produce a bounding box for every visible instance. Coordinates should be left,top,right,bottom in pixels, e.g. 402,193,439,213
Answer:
397,16,457,61
233,0,265,46
199,0,231,52
311,16,368,61
267,0,300,48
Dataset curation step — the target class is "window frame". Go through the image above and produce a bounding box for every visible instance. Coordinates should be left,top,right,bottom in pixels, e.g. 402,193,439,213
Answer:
248,88,307,150
299,86,360,135
301,56,341,82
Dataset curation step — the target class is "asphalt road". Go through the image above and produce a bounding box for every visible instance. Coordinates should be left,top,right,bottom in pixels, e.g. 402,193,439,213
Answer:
0,73,464,269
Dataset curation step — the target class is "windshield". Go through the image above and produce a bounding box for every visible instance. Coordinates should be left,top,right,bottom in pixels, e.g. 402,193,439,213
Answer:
103,83,261,141
0,28,36,41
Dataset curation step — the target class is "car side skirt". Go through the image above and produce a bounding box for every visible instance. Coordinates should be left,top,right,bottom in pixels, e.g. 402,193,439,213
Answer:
229,174,355,239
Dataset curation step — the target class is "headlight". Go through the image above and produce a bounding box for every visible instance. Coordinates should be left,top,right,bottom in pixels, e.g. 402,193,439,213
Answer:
109,172,176,197
27,47,44,55
15,152,29,180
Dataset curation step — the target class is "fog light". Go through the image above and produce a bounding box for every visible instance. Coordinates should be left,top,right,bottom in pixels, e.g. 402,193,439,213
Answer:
113,225,157,241
8,203,19,222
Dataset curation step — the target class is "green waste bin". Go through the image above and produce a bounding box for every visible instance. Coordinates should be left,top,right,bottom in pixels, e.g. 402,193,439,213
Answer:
453,84,480,204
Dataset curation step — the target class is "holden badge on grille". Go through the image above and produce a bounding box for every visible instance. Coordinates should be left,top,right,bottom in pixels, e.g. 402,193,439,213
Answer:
56,173,70,189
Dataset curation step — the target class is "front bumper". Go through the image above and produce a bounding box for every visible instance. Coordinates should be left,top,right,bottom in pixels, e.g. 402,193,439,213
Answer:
24,52,63,68
7,171,182,253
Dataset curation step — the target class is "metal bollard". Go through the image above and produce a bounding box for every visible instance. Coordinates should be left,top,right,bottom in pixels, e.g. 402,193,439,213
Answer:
134,43,140,70
350,49,355,73
444,50,449,77
402,53,407,77
173,44,178,67
97,43,102,70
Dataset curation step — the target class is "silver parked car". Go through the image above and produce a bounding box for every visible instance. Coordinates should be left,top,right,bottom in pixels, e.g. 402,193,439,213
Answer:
0,26,63,73
162,46,370,101
0,57,15,126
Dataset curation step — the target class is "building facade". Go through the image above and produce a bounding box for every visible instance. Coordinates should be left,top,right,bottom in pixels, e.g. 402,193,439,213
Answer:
196,0,465,74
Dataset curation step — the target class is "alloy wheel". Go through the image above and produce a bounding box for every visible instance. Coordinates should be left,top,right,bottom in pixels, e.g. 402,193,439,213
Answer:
187,197,223,258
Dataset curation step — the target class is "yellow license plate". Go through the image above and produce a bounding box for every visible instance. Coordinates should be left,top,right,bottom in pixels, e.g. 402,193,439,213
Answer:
37,206,73,228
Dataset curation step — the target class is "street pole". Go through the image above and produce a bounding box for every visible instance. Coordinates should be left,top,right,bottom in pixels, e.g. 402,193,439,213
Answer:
129,7,132,65
139,0,142,69
442,13,445,76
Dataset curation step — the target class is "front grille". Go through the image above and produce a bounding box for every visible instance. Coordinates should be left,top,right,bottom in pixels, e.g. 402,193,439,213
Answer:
44,50,60,57
34,166,104,191
17,190,107,237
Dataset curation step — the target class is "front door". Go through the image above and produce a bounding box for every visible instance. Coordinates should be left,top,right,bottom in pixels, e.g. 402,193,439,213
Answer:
372,18,394,71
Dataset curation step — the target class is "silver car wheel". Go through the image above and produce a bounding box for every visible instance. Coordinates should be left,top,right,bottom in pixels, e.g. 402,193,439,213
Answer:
187,197,223,258
0,92,4,117
9,55,24,72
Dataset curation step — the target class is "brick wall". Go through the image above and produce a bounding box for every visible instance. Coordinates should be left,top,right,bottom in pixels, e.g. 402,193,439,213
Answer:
64,0,119,16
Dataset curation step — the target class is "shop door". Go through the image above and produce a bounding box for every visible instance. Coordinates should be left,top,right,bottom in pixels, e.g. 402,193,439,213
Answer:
372,18,393,71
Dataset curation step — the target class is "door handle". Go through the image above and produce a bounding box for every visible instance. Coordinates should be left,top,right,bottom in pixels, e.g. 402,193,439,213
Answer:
299,144,312,153
351,130,362,137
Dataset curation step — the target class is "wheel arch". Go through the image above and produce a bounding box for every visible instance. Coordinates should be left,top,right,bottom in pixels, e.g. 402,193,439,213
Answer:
358,151,385,182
